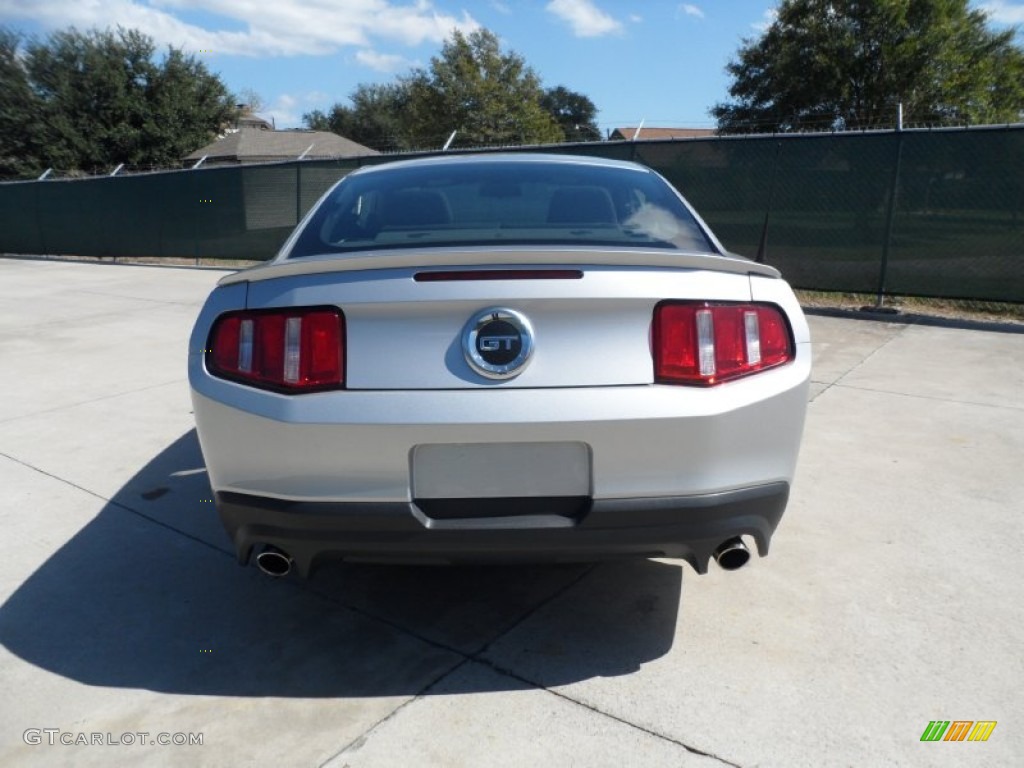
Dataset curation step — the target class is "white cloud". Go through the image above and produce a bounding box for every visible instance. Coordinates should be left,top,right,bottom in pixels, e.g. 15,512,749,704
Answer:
302,90,330,104
0,0,479,57
276,94,298,109
263,90,332,129
545,0,622,38
355,48,415,73
680,4,704,19
263,94,299,129
490,0,511,14
752,7,778,33
980,1,1024,23
629,14,642,23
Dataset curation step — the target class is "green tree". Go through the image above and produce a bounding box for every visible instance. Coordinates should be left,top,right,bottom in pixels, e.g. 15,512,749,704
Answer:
404,29,563,148
0,25,237,177
712,0,1024,133
303,82,411,151
138,45,240,166
0,29,44,177
305,29,594,150
540,86,601,142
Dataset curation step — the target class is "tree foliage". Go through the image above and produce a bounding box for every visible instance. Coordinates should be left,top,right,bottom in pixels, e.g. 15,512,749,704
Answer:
712,0,1024,133
540,85,601,142
0,25,237,178
304,82,411,151
304,29,597,150
404,29,563,148
0,29,43,178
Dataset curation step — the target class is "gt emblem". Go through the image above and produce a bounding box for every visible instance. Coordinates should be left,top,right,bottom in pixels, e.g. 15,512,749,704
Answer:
479,335,518,352
462,308,534,379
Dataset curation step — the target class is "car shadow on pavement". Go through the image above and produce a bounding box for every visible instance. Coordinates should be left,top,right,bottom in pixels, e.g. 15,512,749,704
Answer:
0,430,683,698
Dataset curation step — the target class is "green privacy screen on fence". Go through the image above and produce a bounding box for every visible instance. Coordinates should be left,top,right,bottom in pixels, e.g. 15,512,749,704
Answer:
1,126,1022,302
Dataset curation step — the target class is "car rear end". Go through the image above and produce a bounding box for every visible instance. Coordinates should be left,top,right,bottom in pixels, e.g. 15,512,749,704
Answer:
188,155,811,578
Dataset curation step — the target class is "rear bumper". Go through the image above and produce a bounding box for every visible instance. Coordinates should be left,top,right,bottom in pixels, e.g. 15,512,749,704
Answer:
217,481,789,577
191,365,810,504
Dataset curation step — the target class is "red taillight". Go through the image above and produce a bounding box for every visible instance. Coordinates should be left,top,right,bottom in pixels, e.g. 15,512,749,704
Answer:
206,307,345,392
653,302,793,386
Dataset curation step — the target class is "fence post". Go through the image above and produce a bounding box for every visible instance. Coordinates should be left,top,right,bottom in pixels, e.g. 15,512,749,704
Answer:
873,130,905,310
756,141,783,264
192,169,200,266
34,179,46,255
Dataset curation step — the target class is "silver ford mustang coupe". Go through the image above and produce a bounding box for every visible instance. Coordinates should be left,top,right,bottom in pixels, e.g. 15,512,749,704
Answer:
188,153,810,579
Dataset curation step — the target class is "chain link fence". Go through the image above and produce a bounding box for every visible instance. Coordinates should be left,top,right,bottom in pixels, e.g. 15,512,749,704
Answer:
1,126,1022,302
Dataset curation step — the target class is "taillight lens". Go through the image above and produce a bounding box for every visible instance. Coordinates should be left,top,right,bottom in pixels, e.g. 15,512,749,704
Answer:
653,301,793,386
206,307,345,392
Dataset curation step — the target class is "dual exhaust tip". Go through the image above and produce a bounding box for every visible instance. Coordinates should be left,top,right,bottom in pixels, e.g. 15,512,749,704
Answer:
712,537,751,571
255,545,293,577
254,538,750,577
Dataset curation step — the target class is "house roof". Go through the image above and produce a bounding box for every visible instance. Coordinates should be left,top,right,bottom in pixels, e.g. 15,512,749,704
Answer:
185,127,379,163
237,114,274,131
610,127,716,141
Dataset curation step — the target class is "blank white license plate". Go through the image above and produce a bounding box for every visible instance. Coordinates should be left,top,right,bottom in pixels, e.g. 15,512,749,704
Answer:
411,442,591,499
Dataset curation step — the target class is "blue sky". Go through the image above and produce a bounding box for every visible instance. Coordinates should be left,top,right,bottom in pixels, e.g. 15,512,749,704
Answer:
2,0,1022,143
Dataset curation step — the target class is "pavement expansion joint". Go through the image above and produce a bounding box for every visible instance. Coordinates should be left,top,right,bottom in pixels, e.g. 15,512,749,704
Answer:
0,379,184,426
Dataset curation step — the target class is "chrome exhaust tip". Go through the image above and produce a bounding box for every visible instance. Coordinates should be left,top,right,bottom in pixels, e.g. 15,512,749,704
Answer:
713,537,751,571
255,546,293,577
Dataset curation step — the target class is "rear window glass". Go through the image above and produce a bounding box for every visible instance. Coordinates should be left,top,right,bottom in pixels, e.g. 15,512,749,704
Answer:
288,159,717,258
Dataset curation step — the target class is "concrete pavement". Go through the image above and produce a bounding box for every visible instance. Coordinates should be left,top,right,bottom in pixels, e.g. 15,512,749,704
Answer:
1,257,1022,767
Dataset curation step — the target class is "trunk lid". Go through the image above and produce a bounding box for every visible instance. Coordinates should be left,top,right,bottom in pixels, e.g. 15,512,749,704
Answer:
239,249,770,389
